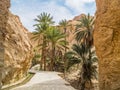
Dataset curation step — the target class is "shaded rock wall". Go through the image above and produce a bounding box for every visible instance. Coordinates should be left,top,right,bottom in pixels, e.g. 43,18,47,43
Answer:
94,0,120,90
0,0,33,85
0,0,10,88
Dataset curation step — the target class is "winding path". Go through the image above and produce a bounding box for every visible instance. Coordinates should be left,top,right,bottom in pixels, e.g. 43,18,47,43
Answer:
11,71,76,90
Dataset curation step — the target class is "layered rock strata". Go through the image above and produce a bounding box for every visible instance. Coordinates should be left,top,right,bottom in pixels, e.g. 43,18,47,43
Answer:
94,0,120,90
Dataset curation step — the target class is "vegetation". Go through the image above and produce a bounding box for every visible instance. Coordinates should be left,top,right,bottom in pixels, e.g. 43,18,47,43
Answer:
75,14,97,90
32,12,98,90
2,73,34,90
59,19,70,77
32,13,68,71
33,12,54,70
45,27,67,70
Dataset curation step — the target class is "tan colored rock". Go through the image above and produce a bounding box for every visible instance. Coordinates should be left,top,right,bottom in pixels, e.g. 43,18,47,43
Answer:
2,12,33,84
28,33,40,48
0,0,10,88
58,14,84,49
0,0,33,85
73,14,85,21
94,0,120,90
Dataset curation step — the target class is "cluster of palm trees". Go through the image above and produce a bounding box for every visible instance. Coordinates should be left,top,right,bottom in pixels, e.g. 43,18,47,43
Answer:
32,12,69,71
32,12,98,90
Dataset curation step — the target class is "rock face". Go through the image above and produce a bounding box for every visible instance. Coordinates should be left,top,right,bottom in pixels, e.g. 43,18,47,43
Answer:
59,14,84,48
0,0,10,88
0,0,33,85
94,0,120,90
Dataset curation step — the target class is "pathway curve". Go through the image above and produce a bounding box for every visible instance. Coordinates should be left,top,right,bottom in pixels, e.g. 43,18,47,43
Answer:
11,71,76,90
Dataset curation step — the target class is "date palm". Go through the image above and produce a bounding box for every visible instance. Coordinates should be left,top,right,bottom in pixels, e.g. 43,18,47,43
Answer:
59,19,69,33
33,12,54,70
59,19,70,77
75,14,96,90
45,27,68,71
71,44,97,90
75,13,94,47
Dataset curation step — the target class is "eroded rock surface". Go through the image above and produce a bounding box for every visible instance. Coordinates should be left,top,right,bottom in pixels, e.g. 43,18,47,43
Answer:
0,0,10,88
0,0,33,85
94,0,120,90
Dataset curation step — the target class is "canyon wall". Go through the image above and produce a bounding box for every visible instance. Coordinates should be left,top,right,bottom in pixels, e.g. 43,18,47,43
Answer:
0,0,33,86
94,0,120,90
0,0,10,88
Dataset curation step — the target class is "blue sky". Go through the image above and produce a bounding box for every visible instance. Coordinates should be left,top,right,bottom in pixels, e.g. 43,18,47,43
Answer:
10,0,96,32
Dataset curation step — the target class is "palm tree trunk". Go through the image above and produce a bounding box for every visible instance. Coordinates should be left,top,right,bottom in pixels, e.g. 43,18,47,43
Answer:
41,37,46,71
40,54,43,70
80,82,85,90
64,27,67,79
43,37,47,71
41,39,44,70
38,39,43,70
80,65,86,90
43,48,46,71
50,43,55,71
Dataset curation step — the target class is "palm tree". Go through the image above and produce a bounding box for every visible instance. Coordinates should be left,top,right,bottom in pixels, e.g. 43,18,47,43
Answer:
59,19,70,77
75,13,94,47
59,19,69,33
33,12,54,70
71,44,97,90
75,14,96,90
45,27,67,71
65,51,81,71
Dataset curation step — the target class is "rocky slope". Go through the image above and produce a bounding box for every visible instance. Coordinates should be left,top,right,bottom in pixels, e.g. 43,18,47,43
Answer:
94,0,120,90
0,0,33,85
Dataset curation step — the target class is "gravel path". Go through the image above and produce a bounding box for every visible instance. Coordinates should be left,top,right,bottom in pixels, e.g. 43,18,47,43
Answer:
11,71,76,90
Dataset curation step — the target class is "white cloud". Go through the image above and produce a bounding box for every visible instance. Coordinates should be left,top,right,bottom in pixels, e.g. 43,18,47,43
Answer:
81,0,95,3
65,0,95,14
10,0,74,32
10,0,95,32
40,1,74,24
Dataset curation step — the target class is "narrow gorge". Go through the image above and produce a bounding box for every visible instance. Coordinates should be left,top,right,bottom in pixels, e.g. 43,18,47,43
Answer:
0,0,120,90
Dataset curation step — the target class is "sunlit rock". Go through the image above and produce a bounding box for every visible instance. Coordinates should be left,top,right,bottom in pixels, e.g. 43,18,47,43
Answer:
0,0,33,85
94,0,120,90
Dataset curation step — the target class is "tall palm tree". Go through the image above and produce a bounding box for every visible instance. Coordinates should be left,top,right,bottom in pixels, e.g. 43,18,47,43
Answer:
75,14,96,90
59,19,69,33
45,27,67,71
33,12,54,71
75,13,94,47
71,44,97,90
59,19,70,77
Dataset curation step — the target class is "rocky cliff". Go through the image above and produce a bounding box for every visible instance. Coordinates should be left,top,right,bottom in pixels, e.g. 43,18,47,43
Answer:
0,0,10,87
94,0,120,90
0,0,33,85
58,14,84,49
